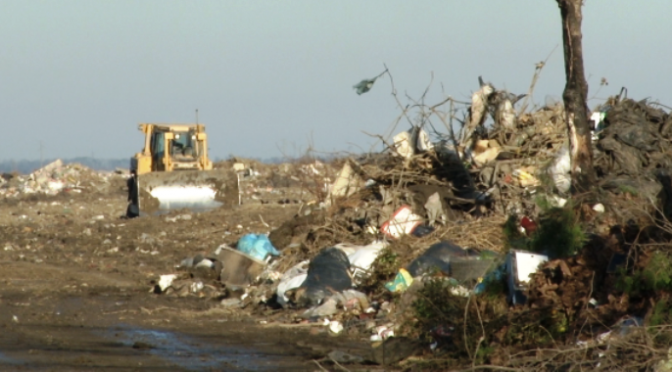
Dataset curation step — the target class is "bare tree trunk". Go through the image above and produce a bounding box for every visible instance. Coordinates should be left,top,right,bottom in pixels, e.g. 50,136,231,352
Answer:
557,0,595,192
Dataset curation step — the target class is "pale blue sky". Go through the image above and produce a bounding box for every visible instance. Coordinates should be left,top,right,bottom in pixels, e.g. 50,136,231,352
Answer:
1,1,669,161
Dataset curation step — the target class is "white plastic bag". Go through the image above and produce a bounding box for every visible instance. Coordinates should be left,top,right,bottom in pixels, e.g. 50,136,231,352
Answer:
548,145,571,193
275,260,309,307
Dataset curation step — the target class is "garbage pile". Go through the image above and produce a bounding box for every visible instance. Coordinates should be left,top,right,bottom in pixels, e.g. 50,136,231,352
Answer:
0,159,123,198
594,95,672,209
220,157,338,205
470,100,571,209
150,83,672,369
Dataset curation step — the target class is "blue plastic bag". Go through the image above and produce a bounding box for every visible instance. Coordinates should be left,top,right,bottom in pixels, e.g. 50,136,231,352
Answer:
236,234,281,261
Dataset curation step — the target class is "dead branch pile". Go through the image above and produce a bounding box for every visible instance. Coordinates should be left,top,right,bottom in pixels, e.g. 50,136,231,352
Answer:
488,328,669,371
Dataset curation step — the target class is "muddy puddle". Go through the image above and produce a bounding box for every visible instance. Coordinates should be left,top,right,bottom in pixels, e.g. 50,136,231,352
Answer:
0,321,311,371
106,324,284,371
0,351,20,366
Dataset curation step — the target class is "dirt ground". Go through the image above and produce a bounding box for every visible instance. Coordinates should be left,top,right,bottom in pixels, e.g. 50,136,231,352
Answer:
0,176,380,372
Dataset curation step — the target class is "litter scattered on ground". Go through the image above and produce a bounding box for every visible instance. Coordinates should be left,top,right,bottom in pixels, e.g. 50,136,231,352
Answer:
236,233,280,261
297,247,352,307
156,274,178,293
115,82,672,370
275,260,309,307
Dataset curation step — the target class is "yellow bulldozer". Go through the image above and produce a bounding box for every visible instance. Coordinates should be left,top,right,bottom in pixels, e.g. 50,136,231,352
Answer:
127,123,238,217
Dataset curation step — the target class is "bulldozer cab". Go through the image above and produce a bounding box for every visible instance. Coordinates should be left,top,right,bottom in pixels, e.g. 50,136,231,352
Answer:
132,123,212,174
148,127,198,170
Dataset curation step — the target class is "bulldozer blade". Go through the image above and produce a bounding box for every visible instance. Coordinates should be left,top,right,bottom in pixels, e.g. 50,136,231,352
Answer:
132,169,239,215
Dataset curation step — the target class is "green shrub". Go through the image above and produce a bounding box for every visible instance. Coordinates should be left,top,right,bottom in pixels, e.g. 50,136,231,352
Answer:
650,298,672,327
648,297,672,346
643,251,672,292
502,214,530,251
617,252,672,296
360,248,400,293
615,267,646,296
412,278,467,329
531,206,585,258
618,184,639,196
